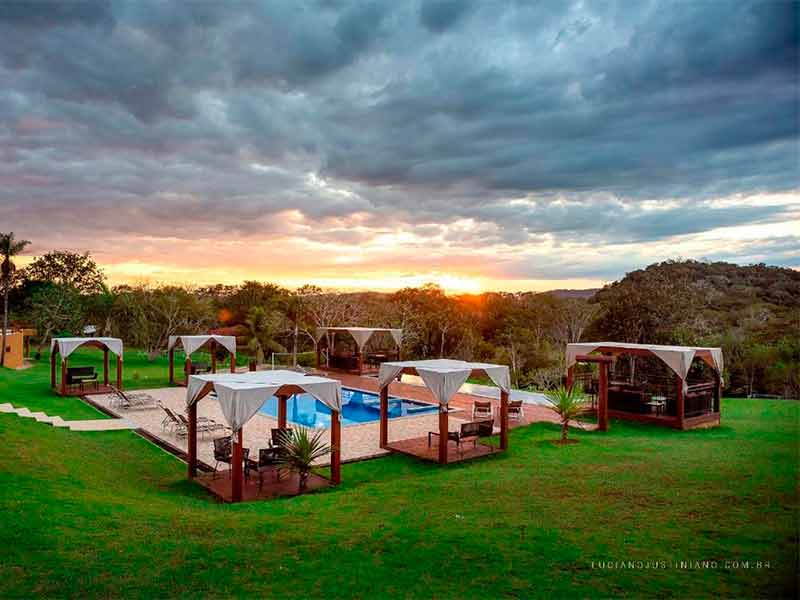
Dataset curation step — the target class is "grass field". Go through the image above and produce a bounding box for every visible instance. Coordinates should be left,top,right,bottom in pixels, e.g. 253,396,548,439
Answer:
0,354,797,598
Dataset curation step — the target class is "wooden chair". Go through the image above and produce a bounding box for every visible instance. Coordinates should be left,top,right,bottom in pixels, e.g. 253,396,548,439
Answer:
66,366,98,392
472,400,493,420
508,400,524,421
212,436,250,479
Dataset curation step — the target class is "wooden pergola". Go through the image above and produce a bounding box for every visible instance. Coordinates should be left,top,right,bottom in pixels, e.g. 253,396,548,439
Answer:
185,370,342,503
50,337,123,396
168,335,237,386
566,342,723,430
377,359,510,464
315,327,402,375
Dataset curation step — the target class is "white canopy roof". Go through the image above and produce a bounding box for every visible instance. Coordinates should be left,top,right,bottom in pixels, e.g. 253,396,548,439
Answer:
51,337,123,360
186,370,342,434
378,358,510,405
566,342,724,385
316,327,403,349
168,334,237,357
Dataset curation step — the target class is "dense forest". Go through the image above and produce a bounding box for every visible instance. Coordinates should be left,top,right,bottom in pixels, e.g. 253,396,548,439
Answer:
4,247,799,398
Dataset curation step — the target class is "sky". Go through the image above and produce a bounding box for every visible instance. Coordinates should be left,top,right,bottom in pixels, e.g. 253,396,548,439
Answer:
1,0,798,293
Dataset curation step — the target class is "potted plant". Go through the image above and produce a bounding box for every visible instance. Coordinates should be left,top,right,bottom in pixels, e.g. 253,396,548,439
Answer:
275,427,332,492
543,385,591,444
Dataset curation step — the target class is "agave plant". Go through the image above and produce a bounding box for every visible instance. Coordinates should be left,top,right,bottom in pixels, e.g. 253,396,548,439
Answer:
275,427,332,492
543,385,591,443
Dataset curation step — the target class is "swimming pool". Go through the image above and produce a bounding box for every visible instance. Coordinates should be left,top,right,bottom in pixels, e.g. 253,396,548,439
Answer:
258,387,438,427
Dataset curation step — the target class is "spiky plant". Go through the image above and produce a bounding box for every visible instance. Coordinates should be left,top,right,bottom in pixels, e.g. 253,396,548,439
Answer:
543,385,590,443
274,427,332,492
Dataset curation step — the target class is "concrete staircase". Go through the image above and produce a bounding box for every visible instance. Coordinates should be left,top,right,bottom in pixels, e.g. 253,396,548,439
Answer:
0,402,137,432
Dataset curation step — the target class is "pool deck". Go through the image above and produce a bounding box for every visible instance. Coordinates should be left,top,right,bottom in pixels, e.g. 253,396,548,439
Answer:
90,371,571,472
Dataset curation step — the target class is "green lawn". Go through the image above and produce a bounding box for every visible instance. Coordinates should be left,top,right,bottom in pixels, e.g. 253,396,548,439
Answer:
0,356,797,598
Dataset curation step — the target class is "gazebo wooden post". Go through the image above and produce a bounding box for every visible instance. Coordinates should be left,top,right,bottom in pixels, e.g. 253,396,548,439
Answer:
379,385,389,448
278,394,288,429
598,360,609,432
60,355,67,396
231,429,244,502
330,410,341,484
103,348,110,386
356,350,363,375
50,349,56,389
230,351,236,373
116,355,122,389
566,365,574,390
185,356,192,386
210,340,217,373
316,345,321,370
168,348,175,384
249,360,256,372
714,369,722,414
438,405,449,464
676,373,685,429
187,402,198,479
499,388,509,450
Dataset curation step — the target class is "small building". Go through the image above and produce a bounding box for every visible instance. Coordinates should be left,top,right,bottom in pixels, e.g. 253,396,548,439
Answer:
1,330,27,369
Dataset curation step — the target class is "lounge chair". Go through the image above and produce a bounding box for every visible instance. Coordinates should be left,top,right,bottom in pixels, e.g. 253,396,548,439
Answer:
109,385,158,410
508,400,524,421
472,400,493,420
177,413,227,436
212,436,250,479
159,405,187,436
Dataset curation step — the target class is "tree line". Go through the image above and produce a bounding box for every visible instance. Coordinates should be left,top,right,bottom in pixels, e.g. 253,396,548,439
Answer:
1,234,797,398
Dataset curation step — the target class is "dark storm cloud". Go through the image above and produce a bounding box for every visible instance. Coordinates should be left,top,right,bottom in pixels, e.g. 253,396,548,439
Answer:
0,0,797,281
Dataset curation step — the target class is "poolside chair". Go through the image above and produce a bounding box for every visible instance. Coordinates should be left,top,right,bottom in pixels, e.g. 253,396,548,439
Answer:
109,386,158,410
177,413,227,436
508,400,524,421
159,405,187,437
472,400,493,420
212,436,250,479
256,447,284,489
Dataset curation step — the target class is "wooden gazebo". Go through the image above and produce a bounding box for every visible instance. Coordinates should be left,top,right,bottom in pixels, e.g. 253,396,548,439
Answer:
315,327,402,375
168,335,236,386
378,359,510,464
50,337,123,396
566,342,724,430
185,370,343,503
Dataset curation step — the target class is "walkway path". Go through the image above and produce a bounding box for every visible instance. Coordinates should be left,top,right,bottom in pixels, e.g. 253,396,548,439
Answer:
0,402,137,432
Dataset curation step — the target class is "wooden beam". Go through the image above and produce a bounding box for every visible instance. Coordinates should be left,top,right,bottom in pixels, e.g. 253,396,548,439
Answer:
185,357,192,386
566,365,574,390
50,348,56,388
330,410,341,485
278,395,287,429
676,373,685,430
379,385,389,448
187,402,197,478
103,349,110,386
499,388,509,450
168,348,174,384
598,360,609,432
230,352,236,373
60,356,67,396
438,405,448,465
116,355,122,390
210,340,217,373
231,429,243,503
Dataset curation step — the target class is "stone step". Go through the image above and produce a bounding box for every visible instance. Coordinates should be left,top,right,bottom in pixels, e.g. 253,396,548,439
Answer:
15,407,34,418
67,419,137,432
0,403,16,413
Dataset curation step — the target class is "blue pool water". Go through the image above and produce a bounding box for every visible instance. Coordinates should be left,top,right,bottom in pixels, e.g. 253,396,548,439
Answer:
258,387,438,428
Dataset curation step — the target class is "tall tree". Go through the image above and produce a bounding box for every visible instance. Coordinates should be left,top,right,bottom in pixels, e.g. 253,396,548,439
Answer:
23,250,105,294
0,233,31,367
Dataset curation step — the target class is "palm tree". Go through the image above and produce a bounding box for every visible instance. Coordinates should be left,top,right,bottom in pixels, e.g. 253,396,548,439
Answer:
244,306,286,365
274,428,332,492
0,233,31,368
543,385,590,443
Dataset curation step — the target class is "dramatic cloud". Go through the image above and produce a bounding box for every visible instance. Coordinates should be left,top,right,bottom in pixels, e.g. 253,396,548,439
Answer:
1,0,797,291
